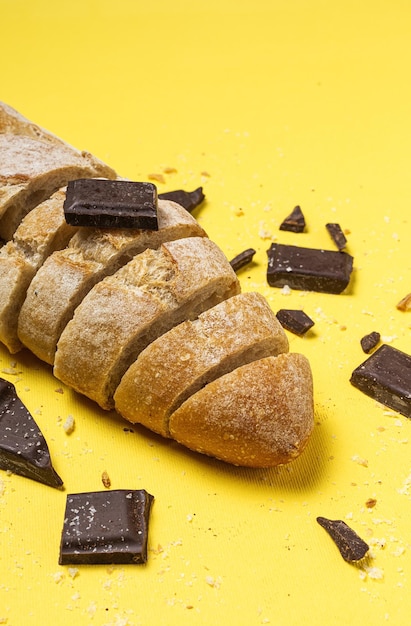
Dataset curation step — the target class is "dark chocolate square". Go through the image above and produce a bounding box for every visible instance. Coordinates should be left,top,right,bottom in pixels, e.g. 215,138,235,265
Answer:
59,489,154,565
350,344,411,418
64,179,158,229
267,243,353,294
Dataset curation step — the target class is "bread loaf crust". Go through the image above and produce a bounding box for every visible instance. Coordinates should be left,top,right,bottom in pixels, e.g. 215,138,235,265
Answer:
17,200,207,364
169,353,314,467
114,292,289,437
53,237,240,410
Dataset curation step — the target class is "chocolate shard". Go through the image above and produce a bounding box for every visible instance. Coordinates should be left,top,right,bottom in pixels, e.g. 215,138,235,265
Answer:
266,243,354,294
350,344,411,418
64,179,158,229
59,489,154,565
158,187,205,212
229,248,256,272
279,205,306,233
0,378,63,488
276,309,314,336
360,331,381,354
317,517,369,562
326,223,347,251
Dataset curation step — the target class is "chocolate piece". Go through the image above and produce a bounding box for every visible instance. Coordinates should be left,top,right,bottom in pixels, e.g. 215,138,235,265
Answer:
326,223,347,251
64,179,158,229
350,344,411,418
158,187,205,212
317,517,369,562
59,489,154,565
267,243,353,294
360,331,381,354
276,309,314,336
229,248,256,272
0,378,63,488
279,205,306,233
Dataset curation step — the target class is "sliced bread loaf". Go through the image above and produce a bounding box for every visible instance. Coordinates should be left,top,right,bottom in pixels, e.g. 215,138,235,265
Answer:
17,199,207,364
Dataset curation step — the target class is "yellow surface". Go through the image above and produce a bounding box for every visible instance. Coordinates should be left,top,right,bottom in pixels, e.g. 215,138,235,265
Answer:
1,1,411,624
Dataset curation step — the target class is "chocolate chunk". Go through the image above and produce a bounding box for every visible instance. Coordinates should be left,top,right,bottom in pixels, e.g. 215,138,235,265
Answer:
0,378,63,488
360,331,381,354
350,344,411,418
59,489,154,565
326,223,347,251
64,179,158,229
158,187,205,212
229,248,256,272
276,309,314,336
317,517,369,562
279,205,306,233
267,243,354,294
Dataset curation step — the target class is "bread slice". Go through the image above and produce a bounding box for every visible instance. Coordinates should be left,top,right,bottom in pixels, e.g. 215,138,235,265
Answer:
0,133,116,241
169,353,314,467
18,199,207,365
0,188,77,353
114,292,289,437
53,237,240,410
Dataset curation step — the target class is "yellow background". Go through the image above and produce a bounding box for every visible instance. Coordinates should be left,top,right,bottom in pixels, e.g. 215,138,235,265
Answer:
1,1,411,624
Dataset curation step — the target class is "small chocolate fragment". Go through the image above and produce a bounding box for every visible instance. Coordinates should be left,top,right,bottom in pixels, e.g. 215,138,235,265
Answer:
267,243,353,294
59,489,154,565
0,378,63,488
229,248,256,272
317,516,369,562
64,179,158,229
279,205,306,233
360,331,381,354
350,344,411,418
276,309,314,336
158,187,205,212
326,223,347,251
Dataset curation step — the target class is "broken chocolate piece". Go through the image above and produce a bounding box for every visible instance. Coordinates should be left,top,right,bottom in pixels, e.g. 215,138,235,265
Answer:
350,344,411,418
59,489,154,565
326,223,347,251
64,179,158,229
317,516,369,562
158,187,205,212
0,378,63,488
229,248,256,272
276,309,314,336
360,331,381,354
267,243,353,294
279,205,306,233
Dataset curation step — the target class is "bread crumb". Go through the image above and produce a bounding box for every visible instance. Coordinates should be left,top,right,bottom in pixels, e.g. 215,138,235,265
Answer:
52,571,64,584
63,414,75,435
200,171,211,177
102,470,111,488
396,293,411,311
148,173,165,184
365,498,377,509
55,387,64,394
68,567,79,579
351,454,368,467
205,575,222,589
162,167,177,174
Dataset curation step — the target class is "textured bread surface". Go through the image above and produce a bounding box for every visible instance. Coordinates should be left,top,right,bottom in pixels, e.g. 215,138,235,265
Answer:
114,292,289,437
17,199,207,364
0,189,77,352
53,237,240,409
169,353,314,467
0,101,68,146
